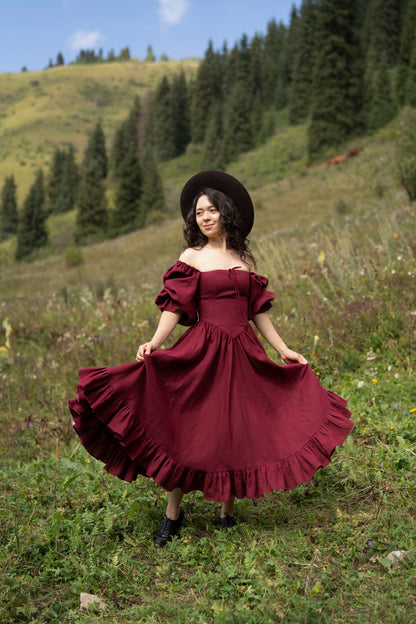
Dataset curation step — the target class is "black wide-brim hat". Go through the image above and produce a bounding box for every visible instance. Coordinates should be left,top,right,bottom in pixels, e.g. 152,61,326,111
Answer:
180,170,254,237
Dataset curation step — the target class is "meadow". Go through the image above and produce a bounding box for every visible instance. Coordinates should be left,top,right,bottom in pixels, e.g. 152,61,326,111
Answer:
0,113,415,623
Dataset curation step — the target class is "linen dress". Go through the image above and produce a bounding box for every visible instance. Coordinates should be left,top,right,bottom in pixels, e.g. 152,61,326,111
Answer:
69,260,353,502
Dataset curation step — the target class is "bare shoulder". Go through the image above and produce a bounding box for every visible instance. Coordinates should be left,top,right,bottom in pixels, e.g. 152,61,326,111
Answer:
179,248,200,264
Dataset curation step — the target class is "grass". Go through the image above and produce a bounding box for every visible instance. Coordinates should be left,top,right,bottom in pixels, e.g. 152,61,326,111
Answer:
0,114,416,622
0,60,198,203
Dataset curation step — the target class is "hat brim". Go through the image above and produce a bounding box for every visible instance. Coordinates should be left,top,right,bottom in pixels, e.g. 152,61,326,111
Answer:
180,170,254,237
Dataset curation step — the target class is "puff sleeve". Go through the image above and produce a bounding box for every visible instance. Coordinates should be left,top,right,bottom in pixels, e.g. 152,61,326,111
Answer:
248,273,275,320
154,261,200,326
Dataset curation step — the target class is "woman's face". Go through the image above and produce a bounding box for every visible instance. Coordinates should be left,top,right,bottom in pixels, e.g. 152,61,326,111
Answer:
195,194,223,239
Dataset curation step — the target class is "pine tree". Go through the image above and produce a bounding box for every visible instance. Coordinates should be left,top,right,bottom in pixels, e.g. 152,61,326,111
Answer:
56,52,64,66
16,170,48,260
83,122,108,179
75,161,108,244
289,0,318,125
152,76,175,161
364,0,401,71
368,55,397,130
307,0,364,159
262,19,286,107
405,40,416,106
280,6,299,91
111,150,143,235
140,150,165,221
0,175,18,241
170,71,191,157
200,103,225,170
47,145,80,214
145,45,156,62
111,96,141,178
397,0,416,105
221,81,253,164
190,41,223,143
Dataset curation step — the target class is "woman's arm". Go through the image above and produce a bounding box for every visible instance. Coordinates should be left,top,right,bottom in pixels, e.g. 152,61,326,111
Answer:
253,312,307,365
136,310,182,361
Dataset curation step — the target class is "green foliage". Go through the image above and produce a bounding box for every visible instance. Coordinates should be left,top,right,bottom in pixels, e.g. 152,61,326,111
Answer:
395,107,416,201
404,40,416,106
111,150,143,235
65,245,84,268
190,41,223,143
75,160,108,244
141,150,165,222
83,121,108,179
289,0,318,125
47,144,80,214
308,0,365,158
0,174,18,240
368,57,397,131
145,45,156,62
15,169,48,260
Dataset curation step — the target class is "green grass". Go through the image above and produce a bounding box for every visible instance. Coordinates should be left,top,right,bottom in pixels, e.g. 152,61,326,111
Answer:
0,60,198,203
1,114,415,622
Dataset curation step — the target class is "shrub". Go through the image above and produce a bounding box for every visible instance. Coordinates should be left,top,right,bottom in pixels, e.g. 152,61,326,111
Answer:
65,246,84,268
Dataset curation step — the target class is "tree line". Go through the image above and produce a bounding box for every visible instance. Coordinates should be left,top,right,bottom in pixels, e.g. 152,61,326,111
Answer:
5,0,416,259
0,103,166,259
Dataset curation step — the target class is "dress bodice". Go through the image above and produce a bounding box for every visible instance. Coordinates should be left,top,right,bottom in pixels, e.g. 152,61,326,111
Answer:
197,269,250,337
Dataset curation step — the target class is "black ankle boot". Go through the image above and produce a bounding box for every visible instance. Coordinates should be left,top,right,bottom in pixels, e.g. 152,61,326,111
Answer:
219,512,236,529
154,508,184,547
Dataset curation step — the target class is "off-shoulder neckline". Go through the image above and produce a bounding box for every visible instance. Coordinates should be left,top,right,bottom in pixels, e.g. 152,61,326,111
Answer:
175,259,252,274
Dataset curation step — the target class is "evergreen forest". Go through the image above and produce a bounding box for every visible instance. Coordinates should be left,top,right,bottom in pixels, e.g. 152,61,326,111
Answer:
1,0,416,259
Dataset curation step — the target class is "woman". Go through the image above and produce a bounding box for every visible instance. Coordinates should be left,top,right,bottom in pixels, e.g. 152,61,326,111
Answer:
69,171,353,547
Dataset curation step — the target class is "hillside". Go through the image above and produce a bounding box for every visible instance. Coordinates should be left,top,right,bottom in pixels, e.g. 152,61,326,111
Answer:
1,111,415,622
0,60,197,202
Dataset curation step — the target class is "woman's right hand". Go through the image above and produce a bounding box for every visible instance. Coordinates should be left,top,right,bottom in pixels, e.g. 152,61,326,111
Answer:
136,342,156,362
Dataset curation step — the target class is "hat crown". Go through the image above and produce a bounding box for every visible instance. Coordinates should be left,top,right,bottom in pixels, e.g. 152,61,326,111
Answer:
180,170,254,237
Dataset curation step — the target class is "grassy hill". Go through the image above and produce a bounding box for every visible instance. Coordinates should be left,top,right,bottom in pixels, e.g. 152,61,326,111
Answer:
0,109,415,622
0,60,197,202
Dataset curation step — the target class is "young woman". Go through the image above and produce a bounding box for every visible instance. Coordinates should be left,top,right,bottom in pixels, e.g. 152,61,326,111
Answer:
69,171,353,547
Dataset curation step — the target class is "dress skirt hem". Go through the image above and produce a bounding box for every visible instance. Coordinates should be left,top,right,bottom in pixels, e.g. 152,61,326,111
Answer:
69,365,353,503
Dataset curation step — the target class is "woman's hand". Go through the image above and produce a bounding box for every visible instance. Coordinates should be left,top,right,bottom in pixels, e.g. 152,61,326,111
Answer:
136,342,157,362
279,347,308,365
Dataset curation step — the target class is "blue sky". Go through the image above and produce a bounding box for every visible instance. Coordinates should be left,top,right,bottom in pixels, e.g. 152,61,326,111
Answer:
0,0,296,73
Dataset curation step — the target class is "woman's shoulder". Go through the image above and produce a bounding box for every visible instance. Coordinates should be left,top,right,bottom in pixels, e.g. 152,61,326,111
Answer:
178,247,200,264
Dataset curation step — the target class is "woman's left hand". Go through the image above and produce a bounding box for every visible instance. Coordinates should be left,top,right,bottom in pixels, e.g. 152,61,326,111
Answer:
279,347,308,365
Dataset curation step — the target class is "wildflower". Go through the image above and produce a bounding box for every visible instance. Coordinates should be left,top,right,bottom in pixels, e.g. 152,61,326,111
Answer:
380,462,384,467
390,425,395,430
392,403,398,408
410,408,416,414
368,541,374,546
357,381,365,388
371,378,378,385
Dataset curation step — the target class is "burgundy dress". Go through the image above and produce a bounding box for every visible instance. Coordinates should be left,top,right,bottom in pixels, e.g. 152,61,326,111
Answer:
69,261,353,502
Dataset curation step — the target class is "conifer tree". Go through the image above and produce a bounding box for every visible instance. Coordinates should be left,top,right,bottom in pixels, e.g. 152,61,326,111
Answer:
83,122,108,179
16,170,48,260
289,0,318,125
200,103,224,170
145,45,156,62
170,71,191,157
75,161,108,244
152,76,175,161
221,81,253,164
56,52,64,66
140,150,165,220
397,0,416,105
0,175,18,241
190,41,223,143
262,19,286,107
111,149,143,235
364,0,401,70
307,0,364,158
405,41,416,107
368,55,397,130
47,145,80,214
111,96,141,178
280,6,299,92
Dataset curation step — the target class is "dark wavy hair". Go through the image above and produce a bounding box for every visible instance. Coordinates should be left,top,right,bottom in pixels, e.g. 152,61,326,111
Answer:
183,187,256,268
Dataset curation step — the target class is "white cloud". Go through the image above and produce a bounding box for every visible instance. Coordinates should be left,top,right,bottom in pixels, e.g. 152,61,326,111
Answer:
158,0,190,25
68,30,104,51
